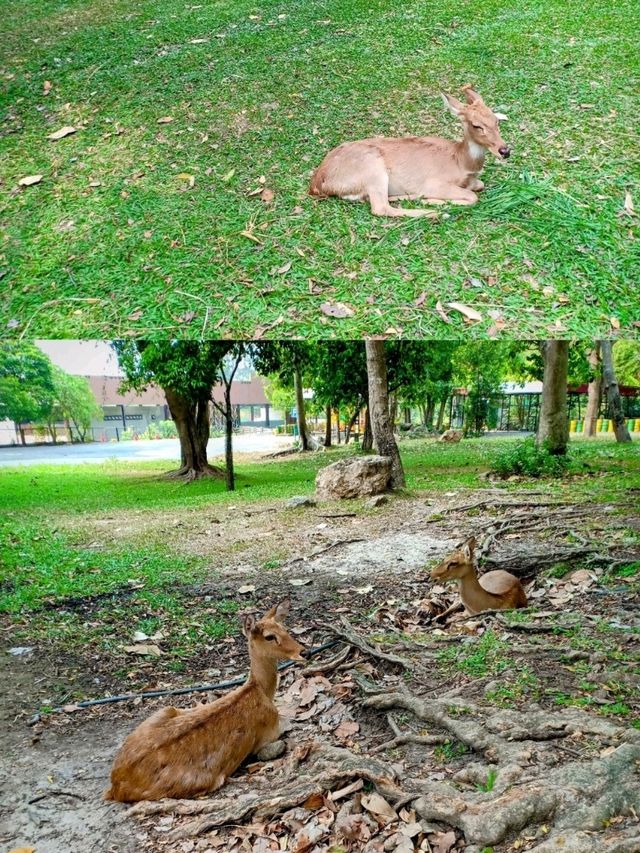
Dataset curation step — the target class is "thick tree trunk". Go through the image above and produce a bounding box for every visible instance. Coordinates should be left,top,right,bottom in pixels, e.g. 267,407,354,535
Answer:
324,404,332,447
365,341,405,489
436,398,448,431
537,341,569,455
600,341,632,443
164,387,223,481
584,343,602,437
293,368,310,451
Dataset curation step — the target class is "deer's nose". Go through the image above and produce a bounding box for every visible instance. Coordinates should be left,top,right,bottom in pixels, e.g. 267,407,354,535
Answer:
499,146,511,159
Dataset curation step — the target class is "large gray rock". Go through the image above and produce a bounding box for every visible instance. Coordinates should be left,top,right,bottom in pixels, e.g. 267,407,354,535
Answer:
316,455,392,500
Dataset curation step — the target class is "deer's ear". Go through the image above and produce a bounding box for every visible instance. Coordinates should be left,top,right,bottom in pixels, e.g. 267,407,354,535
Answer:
264,597,290,623
462,537,477,559
242,614,257,637
461,85,483,104
441,93,464,116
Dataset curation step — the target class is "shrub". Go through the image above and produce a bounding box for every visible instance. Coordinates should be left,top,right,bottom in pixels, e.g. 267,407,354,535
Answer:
157,419,177,438
492,438,569,479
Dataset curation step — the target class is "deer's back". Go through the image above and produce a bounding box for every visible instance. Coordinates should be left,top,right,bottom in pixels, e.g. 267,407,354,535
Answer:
105,683,279,801
479,570,527,608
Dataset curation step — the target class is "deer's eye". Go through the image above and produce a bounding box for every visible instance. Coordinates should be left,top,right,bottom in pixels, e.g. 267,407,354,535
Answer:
472,124,483,131
264,634,277,642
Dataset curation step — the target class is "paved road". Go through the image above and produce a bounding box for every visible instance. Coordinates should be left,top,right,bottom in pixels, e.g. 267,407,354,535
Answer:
0,434,295,467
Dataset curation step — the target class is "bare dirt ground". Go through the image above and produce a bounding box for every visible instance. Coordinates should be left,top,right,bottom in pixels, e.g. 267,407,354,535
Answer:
2,489,639,853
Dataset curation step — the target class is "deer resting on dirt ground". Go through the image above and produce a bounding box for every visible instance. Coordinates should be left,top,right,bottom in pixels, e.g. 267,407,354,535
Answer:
309,85,510,217
431,537,527,616
105,599,305,802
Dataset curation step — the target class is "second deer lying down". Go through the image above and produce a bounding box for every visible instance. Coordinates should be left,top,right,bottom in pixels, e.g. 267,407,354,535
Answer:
431,537,527,616
309,85,510,217
105,599,305,802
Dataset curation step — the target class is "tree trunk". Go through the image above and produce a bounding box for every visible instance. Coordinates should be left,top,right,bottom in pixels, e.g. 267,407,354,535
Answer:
293,367,310,451
16,424,26,446
365,340,405,488
324,404,332,447
362,408,373,451
584,343,602,437
164,387,223,481
335,408,341,444
436,398,448,431
345,408,359,444
224,386,235,490
388,392,398,426
600,341,632,443
537,341,569,455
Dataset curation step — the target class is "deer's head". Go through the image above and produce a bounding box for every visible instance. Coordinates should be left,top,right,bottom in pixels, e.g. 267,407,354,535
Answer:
243,598,306,662
442,86,511,159
431,537,477,581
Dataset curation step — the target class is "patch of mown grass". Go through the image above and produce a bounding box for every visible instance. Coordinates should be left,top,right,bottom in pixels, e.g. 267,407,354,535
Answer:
1,0,638,337
0,519,206,613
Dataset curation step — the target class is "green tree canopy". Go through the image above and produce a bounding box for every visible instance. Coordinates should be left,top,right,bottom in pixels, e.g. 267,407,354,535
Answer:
0,343,55,430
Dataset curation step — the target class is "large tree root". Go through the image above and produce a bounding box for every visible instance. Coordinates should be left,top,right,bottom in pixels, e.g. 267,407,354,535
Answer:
363,687,640,851
127,743,402,841
165,463,225,482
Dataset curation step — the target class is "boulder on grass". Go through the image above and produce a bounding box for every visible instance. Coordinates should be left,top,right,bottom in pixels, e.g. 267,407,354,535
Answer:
439,429,463,443
316,455,392,500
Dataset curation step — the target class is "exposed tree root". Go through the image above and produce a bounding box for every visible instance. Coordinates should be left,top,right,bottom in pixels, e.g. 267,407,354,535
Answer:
322,616,413,669
127,742,402,841
363,687,640,850
165,464,225,481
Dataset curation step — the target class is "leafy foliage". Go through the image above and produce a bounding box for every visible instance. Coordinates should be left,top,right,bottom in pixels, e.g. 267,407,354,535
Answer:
48,366,101,441
491,438,570,479
0,343,55,426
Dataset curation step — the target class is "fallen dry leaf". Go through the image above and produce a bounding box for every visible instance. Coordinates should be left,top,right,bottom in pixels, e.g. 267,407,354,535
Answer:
414,291,427,307
260,187,275,203
176,172,195,187
47,125,76,141
43,80,52,95
237,584,256,594
128,310,143,321
435,300,451,323
431,830,457,853
157,116,174,124
446,301,483,322
274,260,292,275
621,190,635,217
18,174,43,187
610,316,621,330
320,301,354,319
124,643,162,656
334,720,360,741
361,791,398,824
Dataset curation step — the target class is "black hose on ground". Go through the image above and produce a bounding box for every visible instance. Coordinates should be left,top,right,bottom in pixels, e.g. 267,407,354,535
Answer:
27,638,343,726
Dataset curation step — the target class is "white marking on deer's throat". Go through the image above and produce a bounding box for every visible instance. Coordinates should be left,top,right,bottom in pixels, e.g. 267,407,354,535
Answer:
467,140,486,160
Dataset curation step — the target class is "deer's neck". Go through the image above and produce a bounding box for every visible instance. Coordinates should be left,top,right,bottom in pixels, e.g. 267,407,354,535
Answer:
457,134,486,173
248,653,278,699
458,573,502,615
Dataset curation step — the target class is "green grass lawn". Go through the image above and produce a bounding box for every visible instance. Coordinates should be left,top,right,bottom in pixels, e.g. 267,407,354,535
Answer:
1,0,638,337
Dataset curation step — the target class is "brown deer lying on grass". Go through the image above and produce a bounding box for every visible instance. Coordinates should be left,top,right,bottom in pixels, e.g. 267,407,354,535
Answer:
431,537,527,616
309,85,510,217
105,599,305,802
